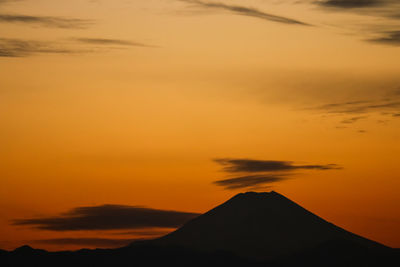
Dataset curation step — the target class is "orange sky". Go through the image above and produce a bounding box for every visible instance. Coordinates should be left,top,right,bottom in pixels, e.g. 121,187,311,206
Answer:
0,0,400,251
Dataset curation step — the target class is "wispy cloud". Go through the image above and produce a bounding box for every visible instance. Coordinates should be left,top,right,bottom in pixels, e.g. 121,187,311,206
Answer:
0,38,84,57
180,0,310,25
340,116,367,124
0,0,20,4
73,38,155,47
314,99,400,115
314,0,400,45
316,0,389,9
0,14,92,28
213,174,286,190
13,205,199,231
0,37,156,58
213,158,340,190
309,87,400,129
315,0,400,16
214,158,339,173
367,31,400,46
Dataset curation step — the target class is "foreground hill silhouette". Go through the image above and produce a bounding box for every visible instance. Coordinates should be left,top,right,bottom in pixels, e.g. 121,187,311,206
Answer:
1,191,399,266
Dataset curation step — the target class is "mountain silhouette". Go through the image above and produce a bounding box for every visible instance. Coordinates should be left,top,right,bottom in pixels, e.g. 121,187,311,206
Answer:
1,191,398,266
153,191,386,259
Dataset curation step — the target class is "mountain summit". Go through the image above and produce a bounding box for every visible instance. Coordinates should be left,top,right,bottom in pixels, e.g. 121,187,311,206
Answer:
155,191,385,259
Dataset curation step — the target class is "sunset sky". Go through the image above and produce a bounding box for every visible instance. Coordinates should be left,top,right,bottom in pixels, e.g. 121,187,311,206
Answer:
1,0,400,251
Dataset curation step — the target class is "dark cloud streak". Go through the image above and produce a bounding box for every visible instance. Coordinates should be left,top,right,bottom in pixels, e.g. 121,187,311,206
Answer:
0,38,83,57
180,0,310,25
13,205,200,231
316,0,389,9
73,38,155,47
367,31,400,46
314,0,400,21
315,0,400,46
213,175,286,190
213,158,340,191
0,14,92,28
0,37,155,58
340,116,366,124
214,158,340,173
314,99,400,115
0,0,20,4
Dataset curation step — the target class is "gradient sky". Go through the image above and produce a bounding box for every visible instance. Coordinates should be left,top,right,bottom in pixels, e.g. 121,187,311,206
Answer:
1,0,400,251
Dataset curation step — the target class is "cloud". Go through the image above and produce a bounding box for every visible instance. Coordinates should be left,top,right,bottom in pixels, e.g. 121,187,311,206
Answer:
306,86,400,129
0,14,92,28
180,0,310,25
276,75,400,128
33,238,137,248
367,31,400,46
314,0,400,21
214,158,340,173
13,205,200,231
314,99,400,115
0,0,19,4
213,174,286,190
73,38,155,47
312,95,400,128
316,0,389,9
314,0,400,45
0,37,155,58
340,116,366,124
0,38,83,57
213,158,340,190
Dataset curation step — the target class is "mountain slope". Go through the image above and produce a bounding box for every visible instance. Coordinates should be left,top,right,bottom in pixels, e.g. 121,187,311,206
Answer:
154,191,386,259
1,191,397,266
